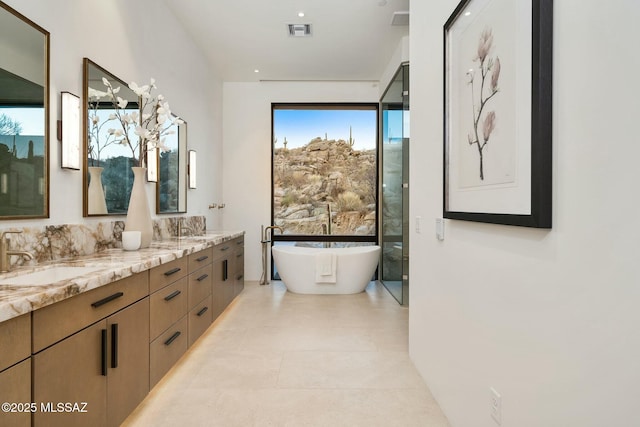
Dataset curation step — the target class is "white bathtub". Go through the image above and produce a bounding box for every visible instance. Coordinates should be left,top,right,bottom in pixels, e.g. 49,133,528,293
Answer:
272,245,381,294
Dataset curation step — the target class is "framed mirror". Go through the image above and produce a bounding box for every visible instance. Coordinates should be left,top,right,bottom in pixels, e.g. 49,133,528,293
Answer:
157,116,187,213
0,1,49,219
83,58,140,216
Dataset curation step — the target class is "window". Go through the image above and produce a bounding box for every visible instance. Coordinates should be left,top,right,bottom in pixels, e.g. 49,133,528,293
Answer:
271,103,378,252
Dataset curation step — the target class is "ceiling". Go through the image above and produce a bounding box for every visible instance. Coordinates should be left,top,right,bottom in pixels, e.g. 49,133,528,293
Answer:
163,0,410,83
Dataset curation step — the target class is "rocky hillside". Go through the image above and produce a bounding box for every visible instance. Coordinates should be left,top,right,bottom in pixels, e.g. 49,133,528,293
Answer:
273,137,376,236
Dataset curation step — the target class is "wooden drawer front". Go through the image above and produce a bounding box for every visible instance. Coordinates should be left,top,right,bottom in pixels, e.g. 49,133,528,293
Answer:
0,313,30,372
234,248,244,273
0,358,31,427
150,316,188,388
149,257,188,293
188,295,213,347
150,277,188,341
232,236,244,248
188,247,213,272
213,241,234,259
33,273,149,353
188,264,213,308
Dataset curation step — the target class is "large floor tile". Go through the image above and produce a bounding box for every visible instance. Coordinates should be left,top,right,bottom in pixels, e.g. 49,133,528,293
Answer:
123,281,450,427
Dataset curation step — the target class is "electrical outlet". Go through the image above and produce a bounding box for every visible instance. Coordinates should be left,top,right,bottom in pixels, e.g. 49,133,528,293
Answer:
490,387,502,425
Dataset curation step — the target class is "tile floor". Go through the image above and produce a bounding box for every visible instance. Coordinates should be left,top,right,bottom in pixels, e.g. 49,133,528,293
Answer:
123,281,451,427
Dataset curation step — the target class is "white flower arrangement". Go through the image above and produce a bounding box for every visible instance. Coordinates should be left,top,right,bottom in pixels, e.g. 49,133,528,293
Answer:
89,77,183,167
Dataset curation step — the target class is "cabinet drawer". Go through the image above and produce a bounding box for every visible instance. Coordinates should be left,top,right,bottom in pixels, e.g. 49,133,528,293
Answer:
0,358,31,427
150,277,188,341
150,316,187,388
234,248,244,272
188,295,213,347
188,247,213,272
188,264,213,308
33,273,149,353
0,313,30,372
149,257,188,293
212,241,234,259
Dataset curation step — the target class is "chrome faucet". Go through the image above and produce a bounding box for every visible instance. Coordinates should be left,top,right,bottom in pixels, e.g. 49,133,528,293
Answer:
1,231,34,273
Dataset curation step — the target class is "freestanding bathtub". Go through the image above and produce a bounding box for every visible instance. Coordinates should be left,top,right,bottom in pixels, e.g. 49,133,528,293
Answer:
272,245,381,294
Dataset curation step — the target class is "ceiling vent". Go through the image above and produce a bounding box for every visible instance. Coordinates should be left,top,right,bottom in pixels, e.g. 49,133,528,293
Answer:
391,11,409,26
287,23,312,37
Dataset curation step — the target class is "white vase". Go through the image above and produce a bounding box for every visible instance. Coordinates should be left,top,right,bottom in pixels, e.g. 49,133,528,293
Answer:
87,166,108,215
125,166,154,248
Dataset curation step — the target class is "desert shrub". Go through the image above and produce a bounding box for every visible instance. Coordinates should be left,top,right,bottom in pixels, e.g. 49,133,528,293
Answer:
281,191,296,208
336,191,363,212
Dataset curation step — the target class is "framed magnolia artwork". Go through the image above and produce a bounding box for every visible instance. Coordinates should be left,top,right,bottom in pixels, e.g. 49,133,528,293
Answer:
443,0,552,228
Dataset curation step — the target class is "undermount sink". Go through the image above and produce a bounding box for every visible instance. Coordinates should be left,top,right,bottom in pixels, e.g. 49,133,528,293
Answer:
0,266,105,286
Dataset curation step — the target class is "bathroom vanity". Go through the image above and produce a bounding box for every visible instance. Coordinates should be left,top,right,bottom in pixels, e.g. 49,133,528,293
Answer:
0,231,244,427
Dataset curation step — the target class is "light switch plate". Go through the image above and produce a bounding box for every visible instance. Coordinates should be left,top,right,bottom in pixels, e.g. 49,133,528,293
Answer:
435,218,445,241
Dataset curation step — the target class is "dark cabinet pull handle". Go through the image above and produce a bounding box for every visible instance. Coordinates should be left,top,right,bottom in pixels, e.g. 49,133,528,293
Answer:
92,292,124,308
237,240,244,245
237,274,244,280
222,260,228,281
164,267,181,276
197,306,209,317
221,246,230,252
101,329,107,376
164,290,181,301
236,253,242,258
111,323,119,369
197,274,209,282
164,331,181,346
196,255,209,262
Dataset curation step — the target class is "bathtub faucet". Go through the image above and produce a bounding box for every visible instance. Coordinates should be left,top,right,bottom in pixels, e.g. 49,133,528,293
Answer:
260,225,284,286
262,225,283,243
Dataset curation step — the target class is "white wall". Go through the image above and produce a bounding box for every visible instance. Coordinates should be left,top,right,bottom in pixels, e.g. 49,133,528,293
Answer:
222,81,379,281
409,2,640,427
3,0,222,229
379,35,409,98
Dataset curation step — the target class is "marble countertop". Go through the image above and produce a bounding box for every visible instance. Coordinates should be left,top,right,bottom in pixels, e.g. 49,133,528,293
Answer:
0,230,244,323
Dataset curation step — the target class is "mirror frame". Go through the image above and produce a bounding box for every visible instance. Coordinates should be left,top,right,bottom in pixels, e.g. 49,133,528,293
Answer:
0,1,50,220
156,117,187,214
82,58,140,217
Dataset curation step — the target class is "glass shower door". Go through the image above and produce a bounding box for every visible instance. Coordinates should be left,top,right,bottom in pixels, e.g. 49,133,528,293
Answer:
380,64,409,305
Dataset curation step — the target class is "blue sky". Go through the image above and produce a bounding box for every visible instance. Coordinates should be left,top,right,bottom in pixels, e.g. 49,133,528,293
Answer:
273,109,377,150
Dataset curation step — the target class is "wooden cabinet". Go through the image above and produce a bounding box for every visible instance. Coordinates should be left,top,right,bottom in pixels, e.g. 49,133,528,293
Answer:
0,312,32,426
211,238,245,320
32,273,149,427
233,237,245,297
187,248,214,346
1,232,245,427
150,316,187,387
150,277,188,341
149,258,189,388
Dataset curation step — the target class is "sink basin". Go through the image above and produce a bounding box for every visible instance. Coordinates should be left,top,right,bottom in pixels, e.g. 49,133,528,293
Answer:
0,266,105,286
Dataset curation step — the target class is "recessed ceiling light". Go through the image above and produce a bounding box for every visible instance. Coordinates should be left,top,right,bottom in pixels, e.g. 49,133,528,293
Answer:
464,11,471,16
254,69,260,73
298,12,305,18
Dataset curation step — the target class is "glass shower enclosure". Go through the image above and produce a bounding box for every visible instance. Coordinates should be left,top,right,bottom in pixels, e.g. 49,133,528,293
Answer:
380,63,409,305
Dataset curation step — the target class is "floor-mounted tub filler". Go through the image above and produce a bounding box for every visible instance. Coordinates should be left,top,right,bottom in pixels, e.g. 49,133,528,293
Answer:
272,245,381,294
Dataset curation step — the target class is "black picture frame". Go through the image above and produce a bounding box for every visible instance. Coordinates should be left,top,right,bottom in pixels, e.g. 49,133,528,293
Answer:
443,0,552,228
